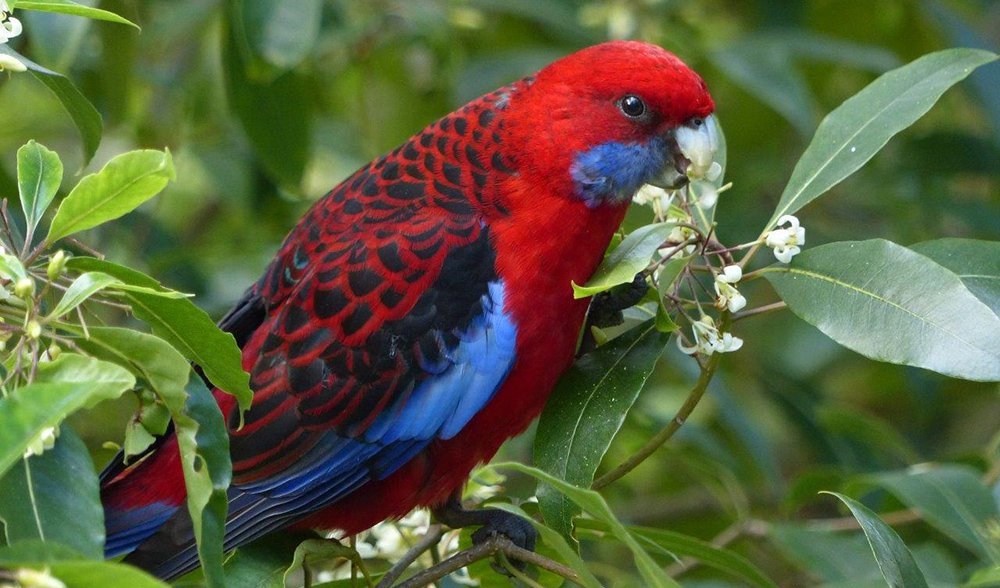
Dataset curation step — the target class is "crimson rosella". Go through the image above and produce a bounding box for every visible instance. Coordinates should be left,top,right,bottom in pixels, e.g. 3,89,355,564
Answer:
100,40,718,578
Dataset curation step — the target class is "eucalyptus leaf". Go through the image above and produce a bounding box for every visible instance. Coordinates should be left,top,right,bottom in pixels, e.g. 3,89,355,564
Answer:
0,253,29,281
223,9,311,189
175,375,232,588
47,149,175,243
909,238,1000,317
66,257,253,413
866,465,1000,561
0,45,102,166
576,519,778,588
48,271,121,318
535,324,668,541
823,492,929,588
489,462,681,588
283,539,358,586
763,239,1000,381
0,355,134,478
237,0,322,70
766,48,998,228
16,140,63,237
12,0,139,28
573,223,673,298
0,429,103,558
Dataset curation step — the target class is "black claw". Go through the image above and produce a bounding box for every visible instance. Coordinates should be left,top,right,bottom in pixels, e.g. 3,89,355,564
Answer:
433,495,538,571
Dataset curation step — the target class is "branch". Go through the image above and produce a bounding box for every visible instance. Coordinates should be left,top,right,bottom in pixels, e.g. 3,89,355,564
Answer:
389,535,583,588
376,525,445,588
592,315,729,490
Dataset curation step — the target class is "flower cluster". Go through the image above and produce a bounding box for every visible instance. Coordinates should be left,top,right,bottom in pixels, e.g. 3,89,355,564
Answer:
0,0,25,72
677,315,743,355
766,214,805,263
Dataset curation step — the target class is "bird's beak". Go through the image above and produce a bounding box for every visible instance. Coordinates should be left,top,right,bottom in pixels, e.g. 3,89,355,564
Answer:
650,114,721,189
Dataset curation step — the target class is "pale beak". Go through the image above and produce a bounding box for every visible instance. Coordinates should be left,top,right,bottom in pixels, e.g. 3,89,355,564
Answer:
650,114,721,189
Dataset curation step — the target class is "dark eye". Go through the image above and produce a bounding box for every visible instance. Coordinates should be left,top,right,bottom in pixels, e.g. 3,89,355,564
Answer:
619,95,646,119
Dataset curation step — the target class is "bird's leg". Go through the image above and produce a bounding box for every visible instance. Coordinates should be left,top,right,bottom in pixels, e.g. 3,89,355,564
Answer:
433,493,537,558
578,272,650,355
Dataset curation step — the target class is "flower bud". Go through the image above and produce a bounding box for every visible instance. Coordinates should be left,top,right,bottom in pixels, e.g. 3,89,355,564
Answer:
47,250,68,280
26,319,42,339
14,276,34,299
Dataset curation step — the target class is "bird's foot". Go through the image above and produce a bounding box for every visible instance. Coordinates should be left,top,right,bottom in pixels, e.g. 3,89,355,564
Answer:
579,272,650,354
433,495,537,572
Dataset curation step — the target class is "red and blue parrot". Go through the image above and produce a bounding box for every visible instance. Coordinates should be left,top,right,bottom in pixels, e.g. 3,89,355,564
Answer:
99,40,717,578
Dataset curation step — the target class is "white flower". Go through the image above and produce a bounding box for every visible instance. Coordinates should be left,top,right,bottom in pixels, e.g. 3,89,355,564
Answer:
632,184,669,207
677,315,743,355
1,2,22,44
717,265,742,284
713,265,746,312
15,567,66,588
765,214,805,263
0,52,25,72
24,426,59,458
689,180,718,208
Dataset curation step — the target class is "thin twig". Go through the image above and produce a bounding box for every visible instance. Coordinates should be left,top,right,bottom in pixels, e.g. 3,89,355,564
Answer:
592,315,730,490
376,525,445,588
732,301,787,321
390,535,582,588
665,519,769,577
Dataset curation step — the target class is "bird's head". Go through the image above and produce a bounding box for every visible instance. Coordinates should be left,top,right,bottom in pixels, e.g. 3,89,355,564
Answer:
503,40,718,208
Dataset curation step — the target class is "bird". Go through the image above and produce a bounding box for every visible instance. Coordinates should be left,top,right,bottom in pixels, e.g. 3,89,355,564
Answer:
99,39,718,579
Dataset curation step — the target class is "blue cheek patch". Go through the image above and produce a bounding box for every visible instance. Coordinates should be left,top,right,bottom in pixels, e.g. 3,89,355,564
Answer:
570,137,667,207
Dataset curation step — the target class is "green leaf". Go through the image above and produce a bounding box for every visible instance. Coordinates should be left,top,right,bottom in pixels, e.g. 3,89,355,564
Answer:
66,257,253,413
73,326,189,403
0,45,103,166
488,462,681,588
0,429,103,558
284,539,358,586
0,539,83,563
576,519,778,588
823,491,930,588
487,502,603,588
763,239,1000,381
0,558,169,588
238,0,322,70
72,325,191,456
535,324,668,541
0,355,135,478
223,10,311,189
16,140,63,236
909,238,1000,317
713,32,899,135
220,533,311,588
573,223,674,298
866,465,1000,561
175,375,232,588
47,149,175,243
0,253,29,281
48,271,121,318
766,48,998,228
12,0,139,28
770,523,883,582
966,566,1000,587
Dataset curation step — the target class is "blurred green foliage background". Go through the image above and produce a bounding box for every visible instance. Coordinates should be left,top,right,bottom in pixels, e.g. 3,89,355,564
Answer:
1,0,998,585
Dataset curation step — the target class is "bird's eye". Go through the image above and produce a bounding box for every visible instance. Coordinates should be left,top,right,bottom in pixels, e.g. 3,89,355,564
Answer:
689,117,704,128
619,95,646,119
